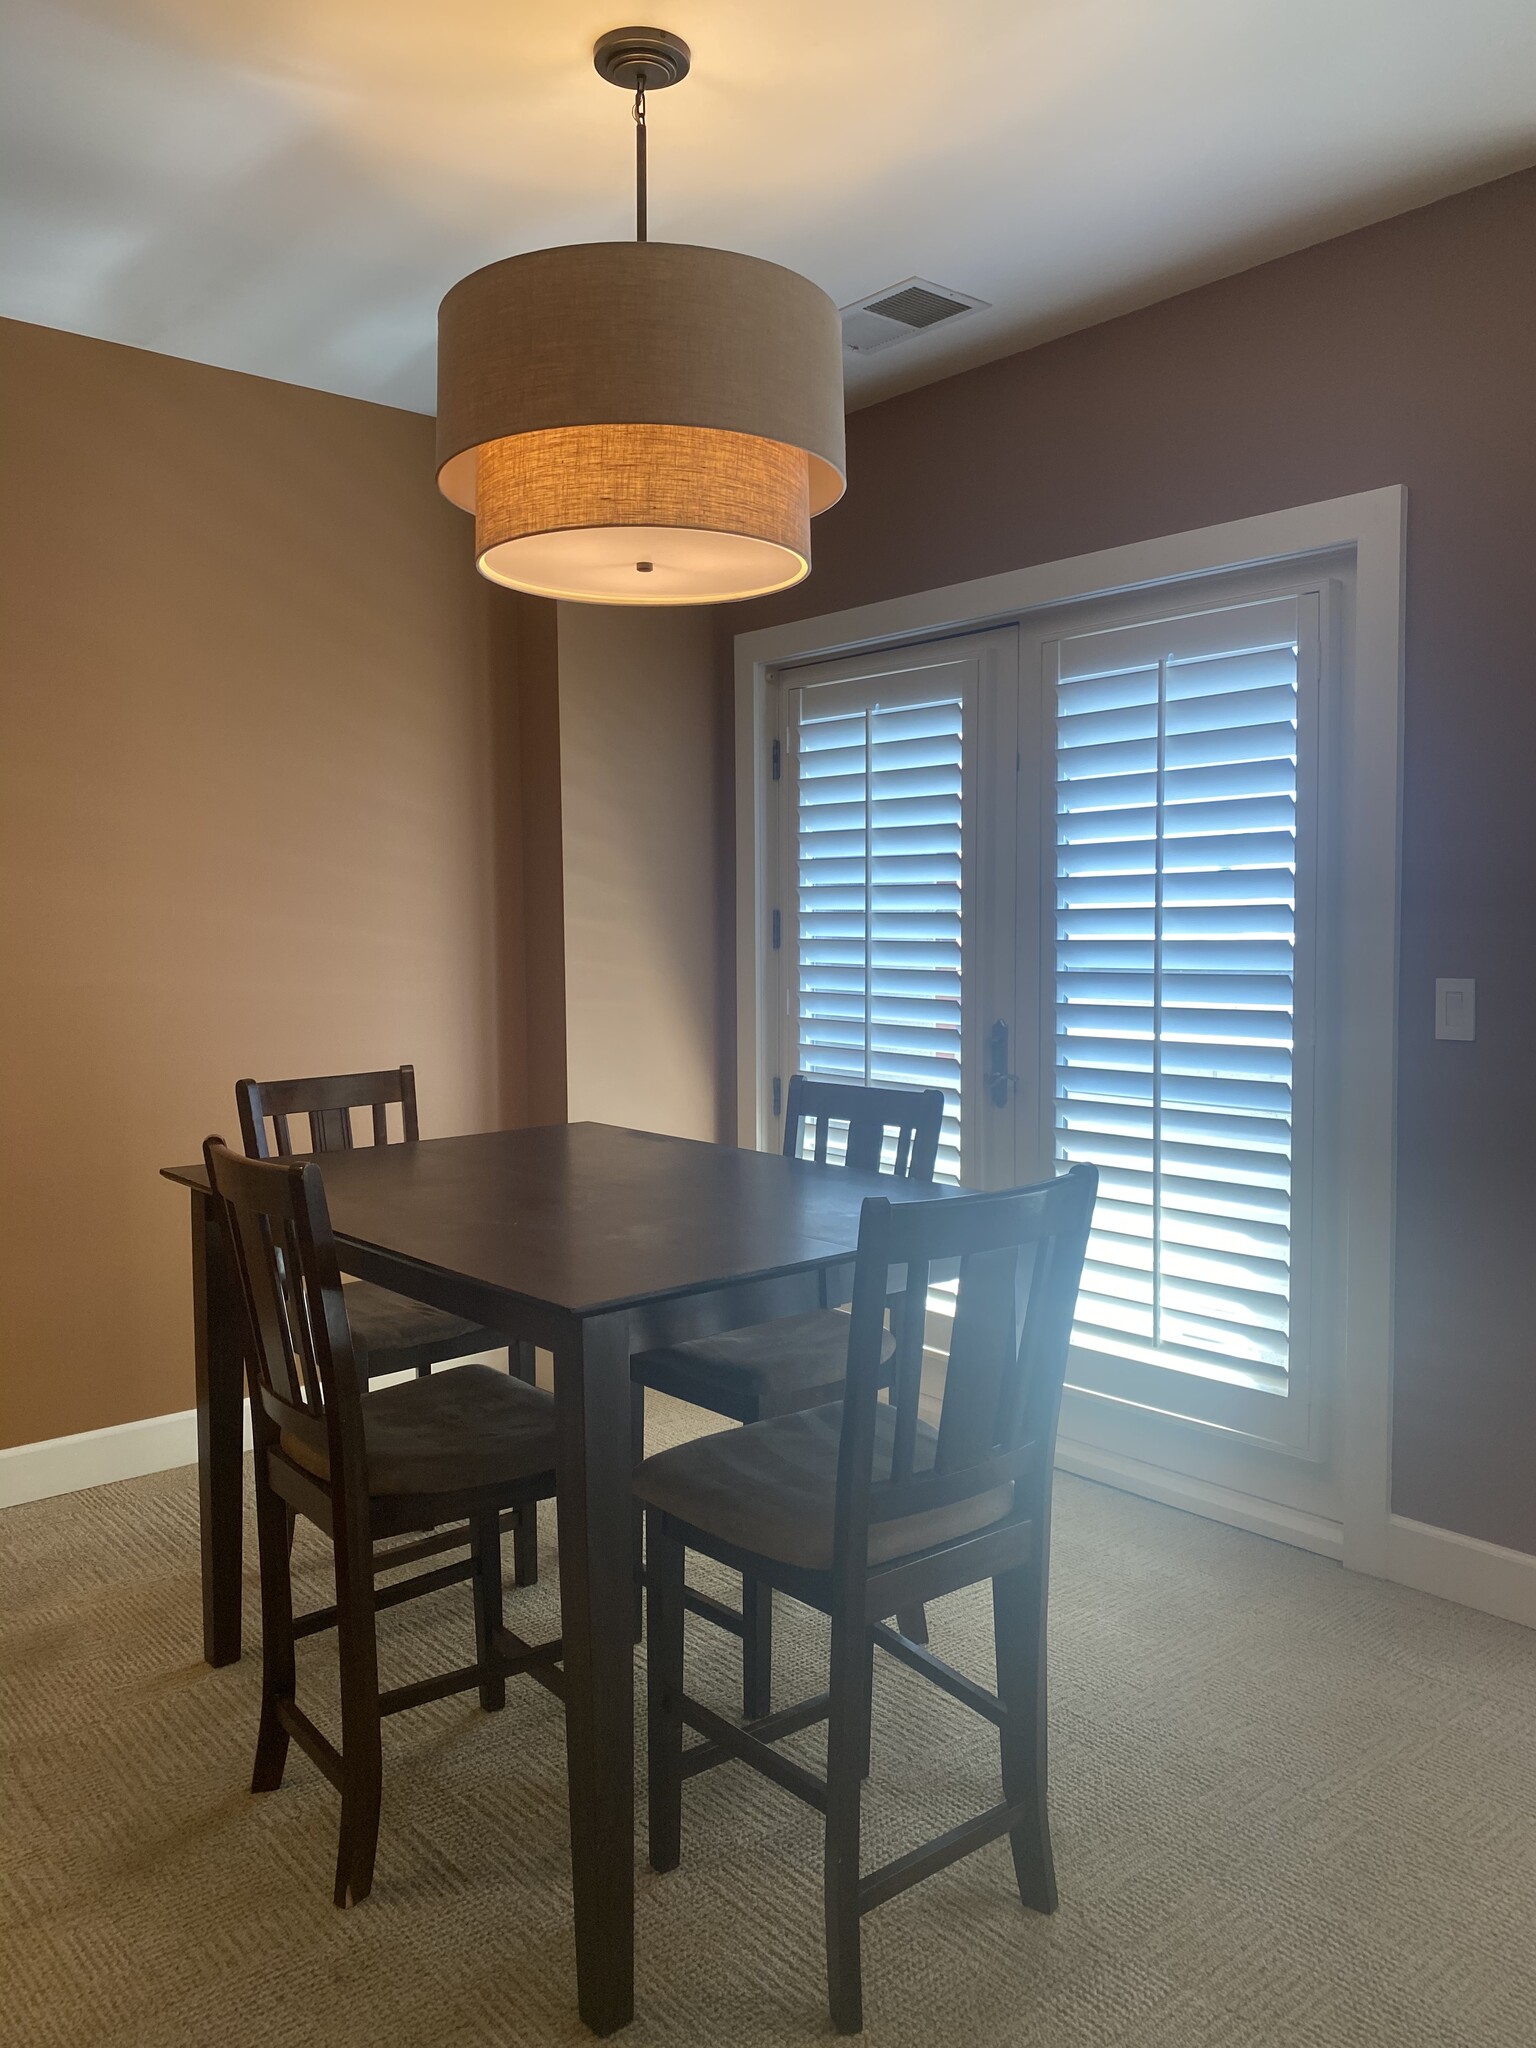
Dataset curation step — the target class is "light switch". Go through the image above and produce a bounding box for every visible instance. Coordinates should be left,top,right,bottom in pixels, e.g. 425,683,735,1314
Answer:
1435,977,1475,1041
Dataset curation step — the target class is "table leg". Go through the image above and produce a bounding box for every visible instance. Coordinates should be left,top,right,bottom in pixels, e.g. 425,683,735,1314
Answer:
192,1187,247,1666
553,1309,635,2035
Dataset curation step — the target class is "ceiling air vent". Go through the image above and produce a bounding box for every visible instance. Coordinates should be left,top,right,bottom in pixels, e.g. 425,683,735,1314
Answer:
840,277,990,355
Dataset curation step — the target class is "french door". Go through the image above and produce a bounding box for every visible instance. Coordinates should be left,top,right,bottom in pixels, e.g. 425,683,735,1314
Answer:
774,631,1018,1190
769,567,1342,1516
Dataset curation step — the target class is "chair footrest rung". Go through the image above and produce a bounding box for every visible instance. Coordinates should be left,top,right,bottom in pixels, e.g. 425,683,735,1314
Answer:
681,1696,828,1814
489,1625,566,1702
294,1556,477,1640
372,1524,469,1573
859,1799,1029,1915
275,1698,344,1790
679,1687,831,1781
870,1621,1005,1726
746,1689,832,1745
379,1663,485,1717
682,1583,747,1640
372,1505,525,1576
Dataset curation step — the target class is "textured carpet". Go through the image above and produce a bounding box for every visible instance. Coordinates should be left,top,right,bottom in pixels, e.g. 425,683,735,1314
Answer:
3,1394,1534,2048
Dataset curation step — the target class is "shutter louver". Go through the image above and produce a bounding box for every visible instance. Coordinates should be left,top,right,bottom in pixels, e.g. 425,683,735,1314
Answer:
794,689,964,1181
1053,600,1300,1389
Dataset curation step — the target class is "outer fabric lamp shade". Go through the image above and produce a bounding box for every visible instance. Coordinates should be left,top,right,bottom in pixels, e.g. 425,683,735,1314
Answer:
437,241,846,606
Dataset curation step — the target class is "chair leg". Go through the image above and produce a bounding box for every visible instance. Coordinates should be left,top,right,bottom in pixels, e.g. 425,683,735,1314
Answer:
993,1559,1056,1914
858,1631,874,1780
646,1509,685,1875
742,1576,774,1721
895,1604,929,1646
630,1383,646,1644
508,1344,541,1587
251,1451,294,1794
824,1615,869,2034
471,1510,506,1712
332,1520,383,1909
511,1504,539,1588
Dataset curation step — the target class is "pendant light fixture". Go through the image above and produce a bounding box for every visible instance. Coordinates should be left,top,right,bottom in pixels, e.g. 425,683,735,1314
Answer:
435,28,846,606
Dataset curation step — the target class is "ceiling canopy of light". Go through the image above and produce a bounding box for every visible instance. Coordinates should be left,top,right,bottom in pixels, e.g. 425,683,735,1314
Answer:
435,28,847,607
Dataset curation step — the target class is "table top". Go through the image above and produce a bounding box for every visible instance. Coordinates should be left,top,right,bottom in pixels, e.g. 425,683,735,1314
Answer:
163,1121,965,1317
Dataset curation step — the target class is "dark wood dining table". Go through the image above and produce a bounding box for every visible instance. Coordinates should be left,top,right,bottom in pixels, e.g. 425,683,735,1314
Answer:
161,1119,959,2035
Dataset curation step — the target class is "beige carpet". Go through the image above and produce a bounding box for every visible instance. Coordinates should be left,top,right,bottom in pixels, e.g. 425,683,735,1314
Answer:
3,1395,1534,2048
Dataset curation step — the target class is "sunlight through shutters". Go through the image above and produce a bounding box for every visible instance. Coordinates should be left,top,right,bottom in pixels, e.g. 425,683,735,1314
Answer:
793,689,964,1182
1053,597,1301,1390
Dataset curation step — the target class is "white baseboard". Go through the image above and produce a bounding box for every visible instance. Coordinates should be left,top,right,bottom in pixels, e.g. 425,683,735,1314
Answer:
1386,1513,1536,1629
1056,1441,1536,1629
1055,1436,1345,1559
0,1359,500,1512
9,1404,1534,1632
0,1403,253,1510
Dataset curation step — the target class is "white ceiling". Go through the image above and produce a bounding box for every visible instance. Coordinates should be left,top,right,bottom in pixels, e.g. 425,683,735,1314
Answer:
2,0,1533,416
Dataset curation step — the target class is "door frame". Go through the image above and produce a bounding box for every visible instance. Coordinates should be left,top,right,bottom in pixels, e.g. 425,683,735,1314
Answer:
734,486,1405,1579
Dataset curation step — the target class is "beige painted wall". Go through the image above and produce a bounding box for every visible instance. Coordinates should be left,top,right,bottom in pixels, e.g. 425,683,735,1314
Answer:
556,603,721,1142
0,318,513,1448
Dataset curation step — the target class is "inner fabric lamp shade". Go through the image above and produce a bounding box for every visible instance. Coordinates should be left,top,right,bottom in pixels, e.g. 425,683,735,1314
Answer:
436,241,846,606
474,425,810,602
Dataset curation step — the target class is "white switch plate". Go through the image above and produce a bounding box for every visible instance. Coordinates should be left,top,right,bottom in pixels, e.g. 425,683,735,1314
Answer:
1435,977,1475,1041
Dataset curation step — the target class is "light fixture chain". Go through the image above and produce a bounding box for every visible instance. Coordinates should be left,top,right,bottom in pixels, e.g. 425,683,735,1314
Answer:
633,76,648,242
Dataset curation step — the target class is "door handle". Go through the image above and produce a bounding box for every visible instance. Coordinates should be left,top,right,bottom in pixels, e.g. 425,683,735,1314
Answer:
987,1019,1018,1109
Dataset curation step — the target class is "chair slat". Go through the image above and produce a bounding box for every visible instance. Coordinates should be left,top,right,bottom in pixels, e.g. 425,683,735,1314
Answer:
236,1066,419,1160
934,1241,1020,1475
310,1106,352,1151
783,1075,944,1184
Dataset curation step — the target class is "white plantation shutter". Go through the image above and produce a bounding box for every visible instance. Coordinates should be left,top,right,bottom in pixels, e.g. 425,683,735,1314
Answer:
1051,596,1305,1390
791,681,964,1181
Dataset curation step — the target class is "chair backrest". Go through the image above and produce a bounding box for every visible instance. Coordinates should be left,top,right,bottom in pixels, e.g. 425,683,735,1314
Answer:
832,1164,1098,1580
203,1136,363,1489
783,1075,944,1181
236,1065,419,1160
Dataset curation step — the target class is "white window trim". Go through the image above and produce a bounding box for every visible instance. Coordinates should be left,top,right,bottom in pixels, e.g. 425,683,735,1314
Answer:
735,487,1405,1580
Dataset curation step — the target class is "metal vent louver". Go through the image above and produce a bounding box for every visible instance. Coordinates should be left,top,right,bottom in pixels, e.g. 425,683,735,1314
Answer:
839,277,990,354
865,285,968,329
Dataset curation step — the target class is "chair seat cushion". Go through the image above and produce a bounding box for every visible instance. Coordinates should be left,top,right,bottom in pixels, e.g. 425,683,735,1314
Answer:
634,1401,1014,1573
281,1364,556,1498
341,1279,503,1379
632,1309,894,1414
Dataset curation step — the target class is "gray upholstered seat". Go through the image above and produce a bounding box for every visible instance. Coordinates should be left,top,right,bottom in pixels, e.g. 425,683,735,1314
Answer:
633,1309,894,1413
634,1400,1014,1573
340,1279,503,1380
282,1363,556,1498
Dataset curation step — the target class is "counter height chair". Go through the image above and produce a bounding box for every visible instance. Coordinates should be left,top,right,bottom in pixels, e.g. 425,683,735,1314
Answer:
631,1076,945,1718
203,1138,563,1908
237,1065,539,1587
637,1164,1097,2033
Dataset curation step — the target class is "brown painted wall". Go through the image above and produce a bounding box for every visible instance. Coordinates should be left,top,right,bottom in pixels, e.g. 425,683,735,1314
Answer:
0,318,515,1448
735,167,1536,1553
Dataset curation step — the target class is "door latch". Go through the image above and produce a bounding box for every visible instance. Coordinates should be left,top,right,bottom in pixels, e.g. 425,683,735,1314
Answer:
987,1020,1019,1108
